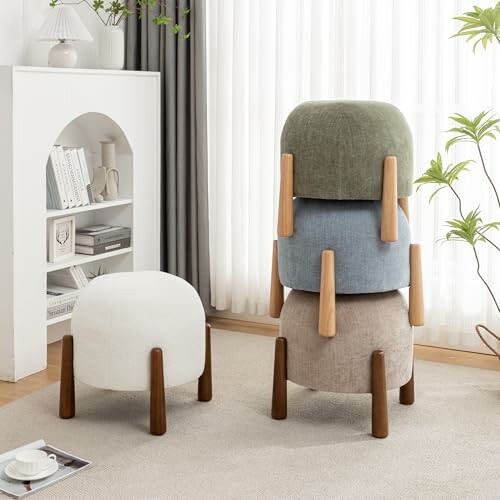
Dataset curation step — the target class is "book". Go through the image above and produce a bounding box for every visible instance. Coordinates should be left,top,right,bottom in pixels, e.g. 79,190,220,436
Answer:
76,147,94,203
55,146,76,208
0,440,91,498
75,237,131,255
64,148,83,207
47,300,77,320
69,148,90,206
48,148,69,209
48,266,87,290
76,225,132,246
47,285,80,307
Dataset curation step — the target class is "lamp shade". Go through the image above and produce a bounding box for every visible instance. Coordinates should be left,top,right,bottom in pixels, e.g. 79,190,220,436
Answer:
37,5,93,42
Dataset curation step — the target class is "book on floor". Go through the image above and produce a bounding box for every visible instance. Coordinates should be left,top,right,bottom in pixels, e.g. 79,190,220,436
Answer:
0,440,91,498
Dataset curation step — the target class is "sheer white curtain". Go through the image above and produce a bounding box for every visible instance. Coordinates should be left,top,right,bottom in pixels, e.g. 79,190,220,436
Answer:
206,0,500,349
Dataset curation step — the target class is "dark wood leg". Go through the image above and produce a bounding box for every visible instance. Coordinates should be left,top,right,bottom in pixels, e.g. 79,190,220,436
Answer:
198,323,212,402
399,364,415,405
371,350,388,438
150,348,166,436
59,335,75,419
272,337,287,420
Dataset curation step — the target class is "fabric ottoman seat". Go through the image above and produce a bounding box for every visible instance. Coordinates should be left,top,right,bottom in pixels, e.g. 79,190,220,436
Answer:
278,199,411,294
280,289,413,393
59,271,212,436
281,100,413,200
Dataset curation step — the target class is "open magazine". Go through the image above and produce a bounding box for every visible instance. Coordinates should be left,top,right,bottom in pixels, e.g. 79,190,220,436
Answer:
0,440,91,498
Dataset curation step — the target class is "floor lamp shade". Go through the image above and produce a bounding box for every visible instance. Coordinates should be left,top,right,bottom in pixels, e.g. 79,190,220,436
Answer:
36,6,93,68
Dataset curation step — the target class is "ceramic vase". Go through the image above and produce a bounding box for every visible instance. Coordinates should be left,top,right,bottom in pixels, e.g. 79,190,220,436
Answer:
101,142,120,201
99,26,125,70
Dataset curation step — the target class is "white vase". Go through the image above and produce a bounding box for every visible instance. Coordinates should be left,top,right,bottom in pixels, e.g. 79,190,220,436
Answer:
99,26,124,70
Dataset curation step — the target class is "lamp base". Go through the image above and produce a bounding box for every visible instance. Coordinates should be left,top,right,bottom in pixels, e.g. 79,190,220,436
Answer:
48,40,78,68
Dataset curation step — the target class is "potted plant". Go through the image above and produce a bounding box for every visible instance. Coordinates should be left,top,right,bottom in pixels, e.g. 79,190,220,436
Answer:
415,3,500,358
48,0,190,70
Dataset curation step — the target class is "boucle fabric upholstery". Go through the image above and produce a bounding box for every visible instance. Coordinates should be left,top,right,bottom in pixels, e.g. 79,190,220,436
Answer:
71,271,206,391
281,100,413,200
278,199,410,293
280,290,413,393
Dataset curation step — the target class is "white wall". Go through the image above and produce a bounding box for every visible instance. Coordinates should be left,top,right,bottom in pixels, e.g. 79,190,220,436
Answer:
1,0,102,68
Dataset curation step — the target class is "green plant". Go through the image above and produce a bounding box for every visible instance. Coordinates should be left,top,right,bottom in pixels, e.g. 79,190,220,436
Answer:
416,4,500,354
452,2,500,51
88,265,106,279
48,0,191,37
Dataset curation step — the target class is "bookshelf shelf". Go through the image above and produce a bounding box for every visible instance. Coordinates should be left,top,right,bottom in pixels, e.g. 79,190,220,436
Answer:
47,247,133,273
47,313,72,326
46,198,133,219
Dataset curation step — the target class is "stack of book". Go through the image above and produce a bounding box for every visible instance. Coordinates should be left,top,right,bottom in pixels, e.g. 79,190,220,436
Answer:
75,225,131,255
47,265,88,320
46,145,93,210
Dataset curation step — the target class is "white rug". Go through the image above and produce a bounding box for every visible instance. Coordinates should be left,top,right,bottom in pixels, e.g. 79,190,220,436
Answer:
1,330,500,500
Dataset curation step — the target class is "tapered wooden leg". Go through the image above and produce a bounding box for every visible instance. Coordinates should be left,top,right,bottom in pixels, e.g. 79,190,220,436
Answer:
398,197,409,220
277,154,294,237
400,364,415,405
409,243,424,326
150,348,166,436
269,240,284,318
272,337,287,420
59,335,75,419
198,323,212,402
319,249,336,337
371,350,388,438
381,156,398,242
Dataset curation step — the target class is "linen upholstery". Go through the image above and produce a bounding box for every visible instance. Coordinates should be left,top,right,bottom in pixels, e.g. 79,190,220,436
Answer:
281,100,413,200
72,271,205,391
278,199,410,293
281,290,413,393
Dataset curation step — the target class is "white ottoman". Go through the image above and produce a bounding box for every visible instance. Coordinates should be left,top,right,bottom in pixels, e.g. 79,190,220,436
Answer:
59,271,212,435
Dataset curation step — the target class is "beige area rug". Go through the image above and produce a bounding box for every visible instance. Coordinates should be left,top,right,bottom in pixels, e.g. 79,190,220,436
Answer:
1,330,500,500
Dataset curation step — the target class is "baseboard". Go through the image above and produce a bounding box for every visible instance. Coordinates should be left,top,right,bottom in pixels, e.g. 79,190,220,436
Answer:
208,316,500,371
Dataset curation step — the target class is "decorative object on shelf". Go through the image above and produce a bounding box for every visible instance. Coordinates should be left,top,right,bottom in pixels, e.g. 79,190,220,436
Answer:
36,5,93,68
48,216,76,263
416,3,500,354
99,26,125,70
101,142,120,200
75,224,131,255
48,0,191,68
90,168,107,203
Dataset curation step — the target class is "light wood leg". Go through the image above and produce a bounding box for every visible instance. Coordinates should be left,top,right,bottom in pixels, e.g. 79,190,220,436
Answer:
277,154,294,237
409,243,424,326
398,197,409,220
269,240,284,318
381,156,398,242
371,350,388,438
319,249,336,337
59,335,75,419
400,363,415,405
198,323,212,402
272,337,287,420
150,348,166,436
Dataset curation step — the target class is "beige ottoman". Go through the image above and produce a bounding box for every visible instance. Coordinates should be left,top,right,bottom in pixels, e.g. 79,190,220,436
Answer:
272,290,414,438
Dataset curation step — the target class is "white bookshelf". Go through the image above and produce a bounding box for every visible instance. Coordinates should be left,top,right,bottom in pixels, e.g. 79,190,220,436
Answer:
0,67,161,381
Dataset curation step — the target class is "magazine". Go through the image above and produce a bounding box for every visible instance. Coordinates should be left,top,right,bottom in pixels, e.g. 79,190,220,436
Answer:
0,440,91,498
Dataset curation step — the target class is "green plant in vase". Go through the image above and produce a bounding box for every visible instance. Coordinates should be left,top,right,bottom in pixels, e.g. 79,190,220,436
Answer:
415,3,500,357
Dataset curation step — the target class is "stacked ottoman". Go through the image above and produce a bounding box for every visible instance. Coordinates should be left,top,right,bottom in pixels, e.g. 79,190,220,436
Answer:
269,101,424,438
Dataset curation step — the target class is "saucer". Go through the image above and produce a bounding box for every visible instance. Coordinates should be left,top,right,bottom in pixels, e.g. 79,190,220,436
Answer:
4,460,58,481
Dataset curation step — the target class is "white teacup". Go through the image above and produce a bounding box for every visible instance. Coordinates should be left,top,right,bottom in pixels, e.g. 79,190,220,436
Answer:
14,450,57,476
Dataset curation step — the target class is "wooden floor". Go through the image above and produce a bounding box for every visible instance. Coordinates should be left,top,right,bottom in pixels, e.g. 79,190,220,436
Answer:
1,319,499,407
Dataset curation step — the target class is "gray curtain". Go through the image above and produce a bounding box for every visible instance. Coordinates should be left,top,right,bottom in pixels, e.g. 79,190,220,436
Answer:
125,0,210,309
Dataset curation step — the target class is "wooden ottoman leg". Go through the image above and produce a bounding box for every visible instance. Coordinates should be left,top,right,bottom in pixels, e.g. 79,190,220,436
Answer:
409,243,424,326
269,240,284,318
400,363,415,405
150,348,166,436
319,249,336,337
371,350,388,438
59,335,75,419
278,153,294,237
272,337,287,420
381,156,398,243
198,323,212,402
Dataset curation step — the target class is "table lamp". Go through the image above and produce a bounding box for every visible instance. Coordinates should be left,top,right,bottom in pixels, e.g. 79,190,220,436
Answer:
36,5,93,68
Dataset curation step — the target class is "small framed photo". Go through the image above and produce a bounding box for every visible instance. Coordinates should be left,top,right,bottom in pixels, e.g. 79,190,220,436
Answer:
48,216,76,263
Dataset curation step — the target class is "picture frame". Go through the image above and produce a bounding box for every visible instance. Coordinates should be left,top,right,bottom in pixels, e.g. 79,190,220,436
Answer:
48,216,76,263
